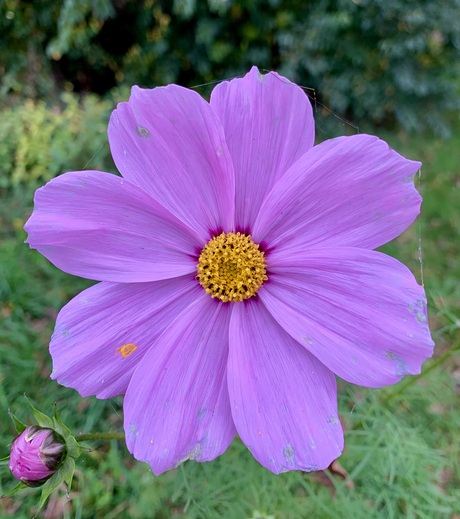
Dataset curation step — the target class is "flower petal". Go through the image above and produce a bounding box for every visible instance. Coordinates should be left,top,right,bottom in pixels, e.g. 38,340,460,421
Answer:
253,134,421,250
25,171,201,282
210,66,315,231
260,247,434,387
124,293,235,475
228,300,343,474
50,275,201,398
108,85,235,238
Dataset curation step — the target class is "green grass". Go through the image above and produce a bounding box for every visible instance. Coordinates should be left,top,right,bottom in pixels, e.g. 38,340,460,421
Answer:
1,114,459,518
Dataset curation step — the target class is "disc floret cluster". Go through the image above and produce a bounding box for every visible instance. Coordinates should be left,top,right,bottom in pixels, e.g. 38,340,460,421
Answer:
197,232,268,303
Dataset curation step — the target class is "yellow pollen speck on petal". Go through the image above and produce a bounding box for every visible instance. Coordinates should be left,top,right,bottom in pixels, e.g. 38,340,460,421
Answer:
116,343,138,358
196,232,268,303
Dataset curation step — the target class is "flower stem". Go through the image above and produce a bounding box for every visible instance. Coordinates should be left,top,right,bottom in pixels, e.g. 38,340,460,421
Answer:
77,432,125,442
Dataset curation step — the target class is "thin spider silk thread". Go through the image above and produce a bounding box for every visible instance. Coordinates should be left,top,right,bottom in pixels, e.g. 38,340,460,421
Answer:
417,167,425,287
82,141,107,170
81,73,361,168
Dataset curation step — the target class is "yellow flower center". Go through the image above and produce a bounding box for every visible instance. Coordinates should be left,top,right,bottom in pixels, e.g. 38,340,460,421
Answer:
197,232,268,303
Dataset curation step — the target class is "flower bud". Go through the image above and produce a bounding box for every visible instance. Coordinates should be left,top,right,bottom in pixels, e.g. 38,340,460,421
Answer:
9,425,66,487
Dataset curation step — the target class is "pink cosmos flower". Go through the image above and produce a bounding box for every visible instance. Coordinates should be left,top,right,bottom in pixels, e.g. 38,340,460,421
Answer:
25,67,434,475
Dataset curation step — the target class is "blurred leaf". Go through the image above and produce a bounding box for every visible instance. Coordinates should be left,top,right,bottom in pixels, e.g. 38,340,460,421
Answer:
1,480,28,498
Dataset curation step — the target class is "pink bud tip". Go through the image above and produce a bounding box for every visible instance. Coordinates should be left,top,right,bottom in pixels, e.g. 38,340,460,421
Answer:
9,425,66,487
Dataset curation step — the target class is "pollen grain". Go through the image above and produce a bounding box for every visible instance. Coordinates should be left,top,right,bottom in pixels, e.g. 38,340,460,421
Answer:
197,232,268,303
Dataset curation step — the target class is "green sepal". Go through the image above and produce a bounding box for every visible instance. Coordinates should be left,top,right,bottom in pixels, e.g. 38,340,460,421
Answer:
8,409,27,434
52,404,81,459
52,402,71,437
24,395,54,429
1,480,28,498
61,456,75,490
35,455,76,515
64,434,81,459
36,472,63,515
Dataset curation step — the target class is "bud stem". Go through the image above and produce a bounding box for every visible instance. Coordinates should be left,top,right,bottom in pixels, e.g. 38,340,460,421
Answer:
77,432,125,442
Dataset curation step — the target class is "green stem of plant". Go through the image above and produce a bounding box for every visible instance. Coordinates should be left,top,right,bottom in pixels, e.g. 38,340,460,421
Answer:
76,432,125,442
385,340,460,402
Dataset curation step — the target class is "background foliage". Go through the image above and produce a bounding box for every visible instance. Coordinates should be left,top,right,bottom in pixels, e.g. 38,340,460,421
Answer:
1,0,460,134
1,114,459,516
1,1,459,517
0,94,115,188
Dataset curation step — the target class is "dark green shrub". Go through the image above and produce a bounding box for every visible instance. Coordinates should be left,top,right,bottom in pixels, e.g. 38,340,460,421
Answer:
277,0,460,137
1,0,459,135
